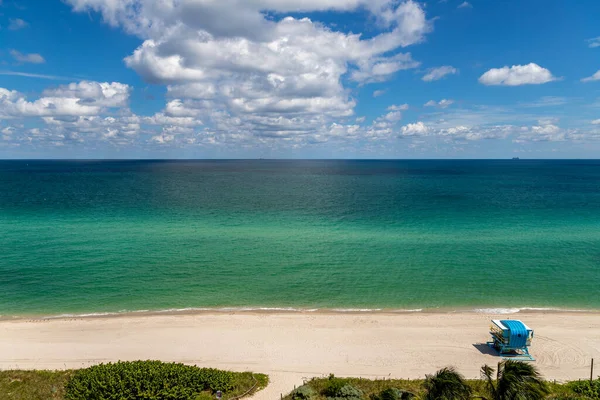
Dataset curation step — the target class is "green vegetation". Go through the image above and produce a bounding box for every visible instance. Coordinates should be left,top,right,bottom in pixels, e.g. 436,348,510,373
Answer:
0,370,72,400
423,367,471,400
0,361,267,400
283,362,598,400
567,380,600,399
481,360,549,400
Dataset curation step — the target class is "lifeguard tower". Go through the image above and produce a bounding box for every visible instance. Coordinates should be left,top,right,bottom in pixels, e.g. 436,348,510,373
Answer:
487,319,534,361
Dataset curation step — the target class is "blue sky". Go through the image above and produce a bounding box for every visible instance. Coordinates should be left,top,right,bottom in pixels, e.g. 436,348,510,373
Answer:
1,0,599,158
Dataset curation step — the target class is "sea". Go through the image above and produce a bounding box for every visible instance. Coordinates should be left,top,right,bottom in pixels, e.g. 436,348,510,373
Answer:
1,159,599,318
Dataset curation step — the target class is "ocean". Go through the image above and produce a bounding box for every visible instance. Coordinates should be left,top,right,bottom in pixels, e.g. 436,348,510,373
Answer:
1,159,599,317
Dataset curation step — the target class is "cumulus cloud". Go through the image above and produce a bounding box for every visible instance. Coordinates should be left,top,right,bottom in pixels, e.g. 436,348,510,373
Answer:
422,65,457,81
383,111,403,121
523,123,565,141
401,121,428,136
424,99,454,108
581,70,600,82
438,99,454,108
8,18,29,30
42,81,130,108
457,2,472,8
387,104,409,111
479,63,557,86
592,119,600,125
41,114,142,144
64,0,433,141
0,81,131,118
509,119,589,143
587,37,600,48
373,89,387,97
10,50,45,64
441,125,516,141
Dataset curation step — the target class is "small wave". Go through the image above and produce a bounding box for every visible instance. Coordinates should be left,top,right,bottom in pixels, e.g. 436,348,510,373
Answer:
12,305,595,321
519,307,589,313
155,306,317,313
473,307,590,314
473,308,522,314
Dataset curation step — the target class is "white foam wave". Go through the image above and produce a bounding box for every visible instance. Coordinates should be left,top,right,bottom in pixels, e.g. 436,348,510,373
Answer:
519,307,589,313
473,307,590,314
17,305,595,321
473,308,522,314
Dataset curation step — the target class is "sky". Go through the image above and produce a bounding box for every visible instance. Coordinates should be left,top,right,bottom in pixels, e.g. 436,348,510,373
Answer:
0,0,599,159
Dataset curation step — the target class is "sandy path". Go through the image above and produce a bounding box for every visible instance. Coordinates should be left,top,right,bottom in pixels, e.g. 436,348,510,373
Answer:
1,312,599,399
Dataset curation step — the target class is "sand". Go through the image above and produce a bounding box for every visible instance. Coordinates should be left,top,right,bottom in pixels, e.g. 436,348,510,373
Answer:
1,311,599,399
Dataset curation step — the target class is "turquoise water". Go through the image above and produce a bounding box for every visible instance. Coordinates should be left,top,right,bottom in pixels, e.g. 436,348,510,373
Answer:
1,160,600,316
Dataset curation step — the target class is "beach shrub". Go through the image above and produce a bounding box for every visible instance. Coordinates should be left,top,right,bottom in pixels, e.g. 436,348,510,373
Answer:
195,392,217,400
547,396,591,400
291,385,317,400
327,384,365,400
64,360,235,400
337,384,364,398
568,380,600,399
371,387,414,400
324,375,349,397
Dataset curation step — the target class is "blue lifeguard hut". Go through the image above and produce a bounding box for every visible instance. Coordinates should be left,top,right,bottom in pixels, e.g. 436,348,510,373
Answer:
487,319,534,360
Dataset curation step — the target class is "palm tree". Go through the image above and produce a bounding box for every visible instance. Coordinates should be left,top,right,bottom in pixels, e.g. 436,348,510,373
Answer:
423,367,472,400
480,360,549,400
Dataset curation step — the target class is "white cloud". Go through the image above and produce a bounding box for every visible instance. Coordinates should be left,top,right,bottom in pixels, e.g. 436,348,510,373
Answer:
525,123,565,141
532,124,560,134
10,50,45,64
587,37,600,48
422,65,457,82
150,133,176,144
401,121,428,136
424,99,454,108
0,81,131,118
8,18,29,30
1,126,16,135
40,115,142,144
373,89,387,97
387,103,409,111
64,0,433,141
144,112,203,127
384,111,403,122
351,53,420,83
438,99,454,108
479,63,557,86
168,83,216,99
457,2,472,8
592,119,600,125
581,70,600,82
42,81,130,108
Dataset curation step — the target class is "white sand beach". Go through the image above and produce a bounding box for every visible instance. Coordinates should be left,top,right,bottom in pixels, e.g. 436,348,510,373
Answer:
1,311,599,400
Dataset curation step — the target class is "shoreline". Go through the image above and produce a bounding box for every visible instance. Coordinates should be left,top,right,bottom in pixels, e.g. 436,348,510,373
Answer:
2,305,599,322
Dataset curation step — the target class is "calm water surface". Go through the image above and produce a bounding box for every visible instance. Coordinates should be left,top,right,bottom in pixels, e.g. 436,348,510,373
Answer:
1,160,599,316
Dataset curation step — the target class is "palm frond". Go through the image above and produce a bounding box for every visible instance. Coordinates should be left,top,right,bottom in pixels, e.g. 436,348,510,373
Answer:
423,367,472,400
